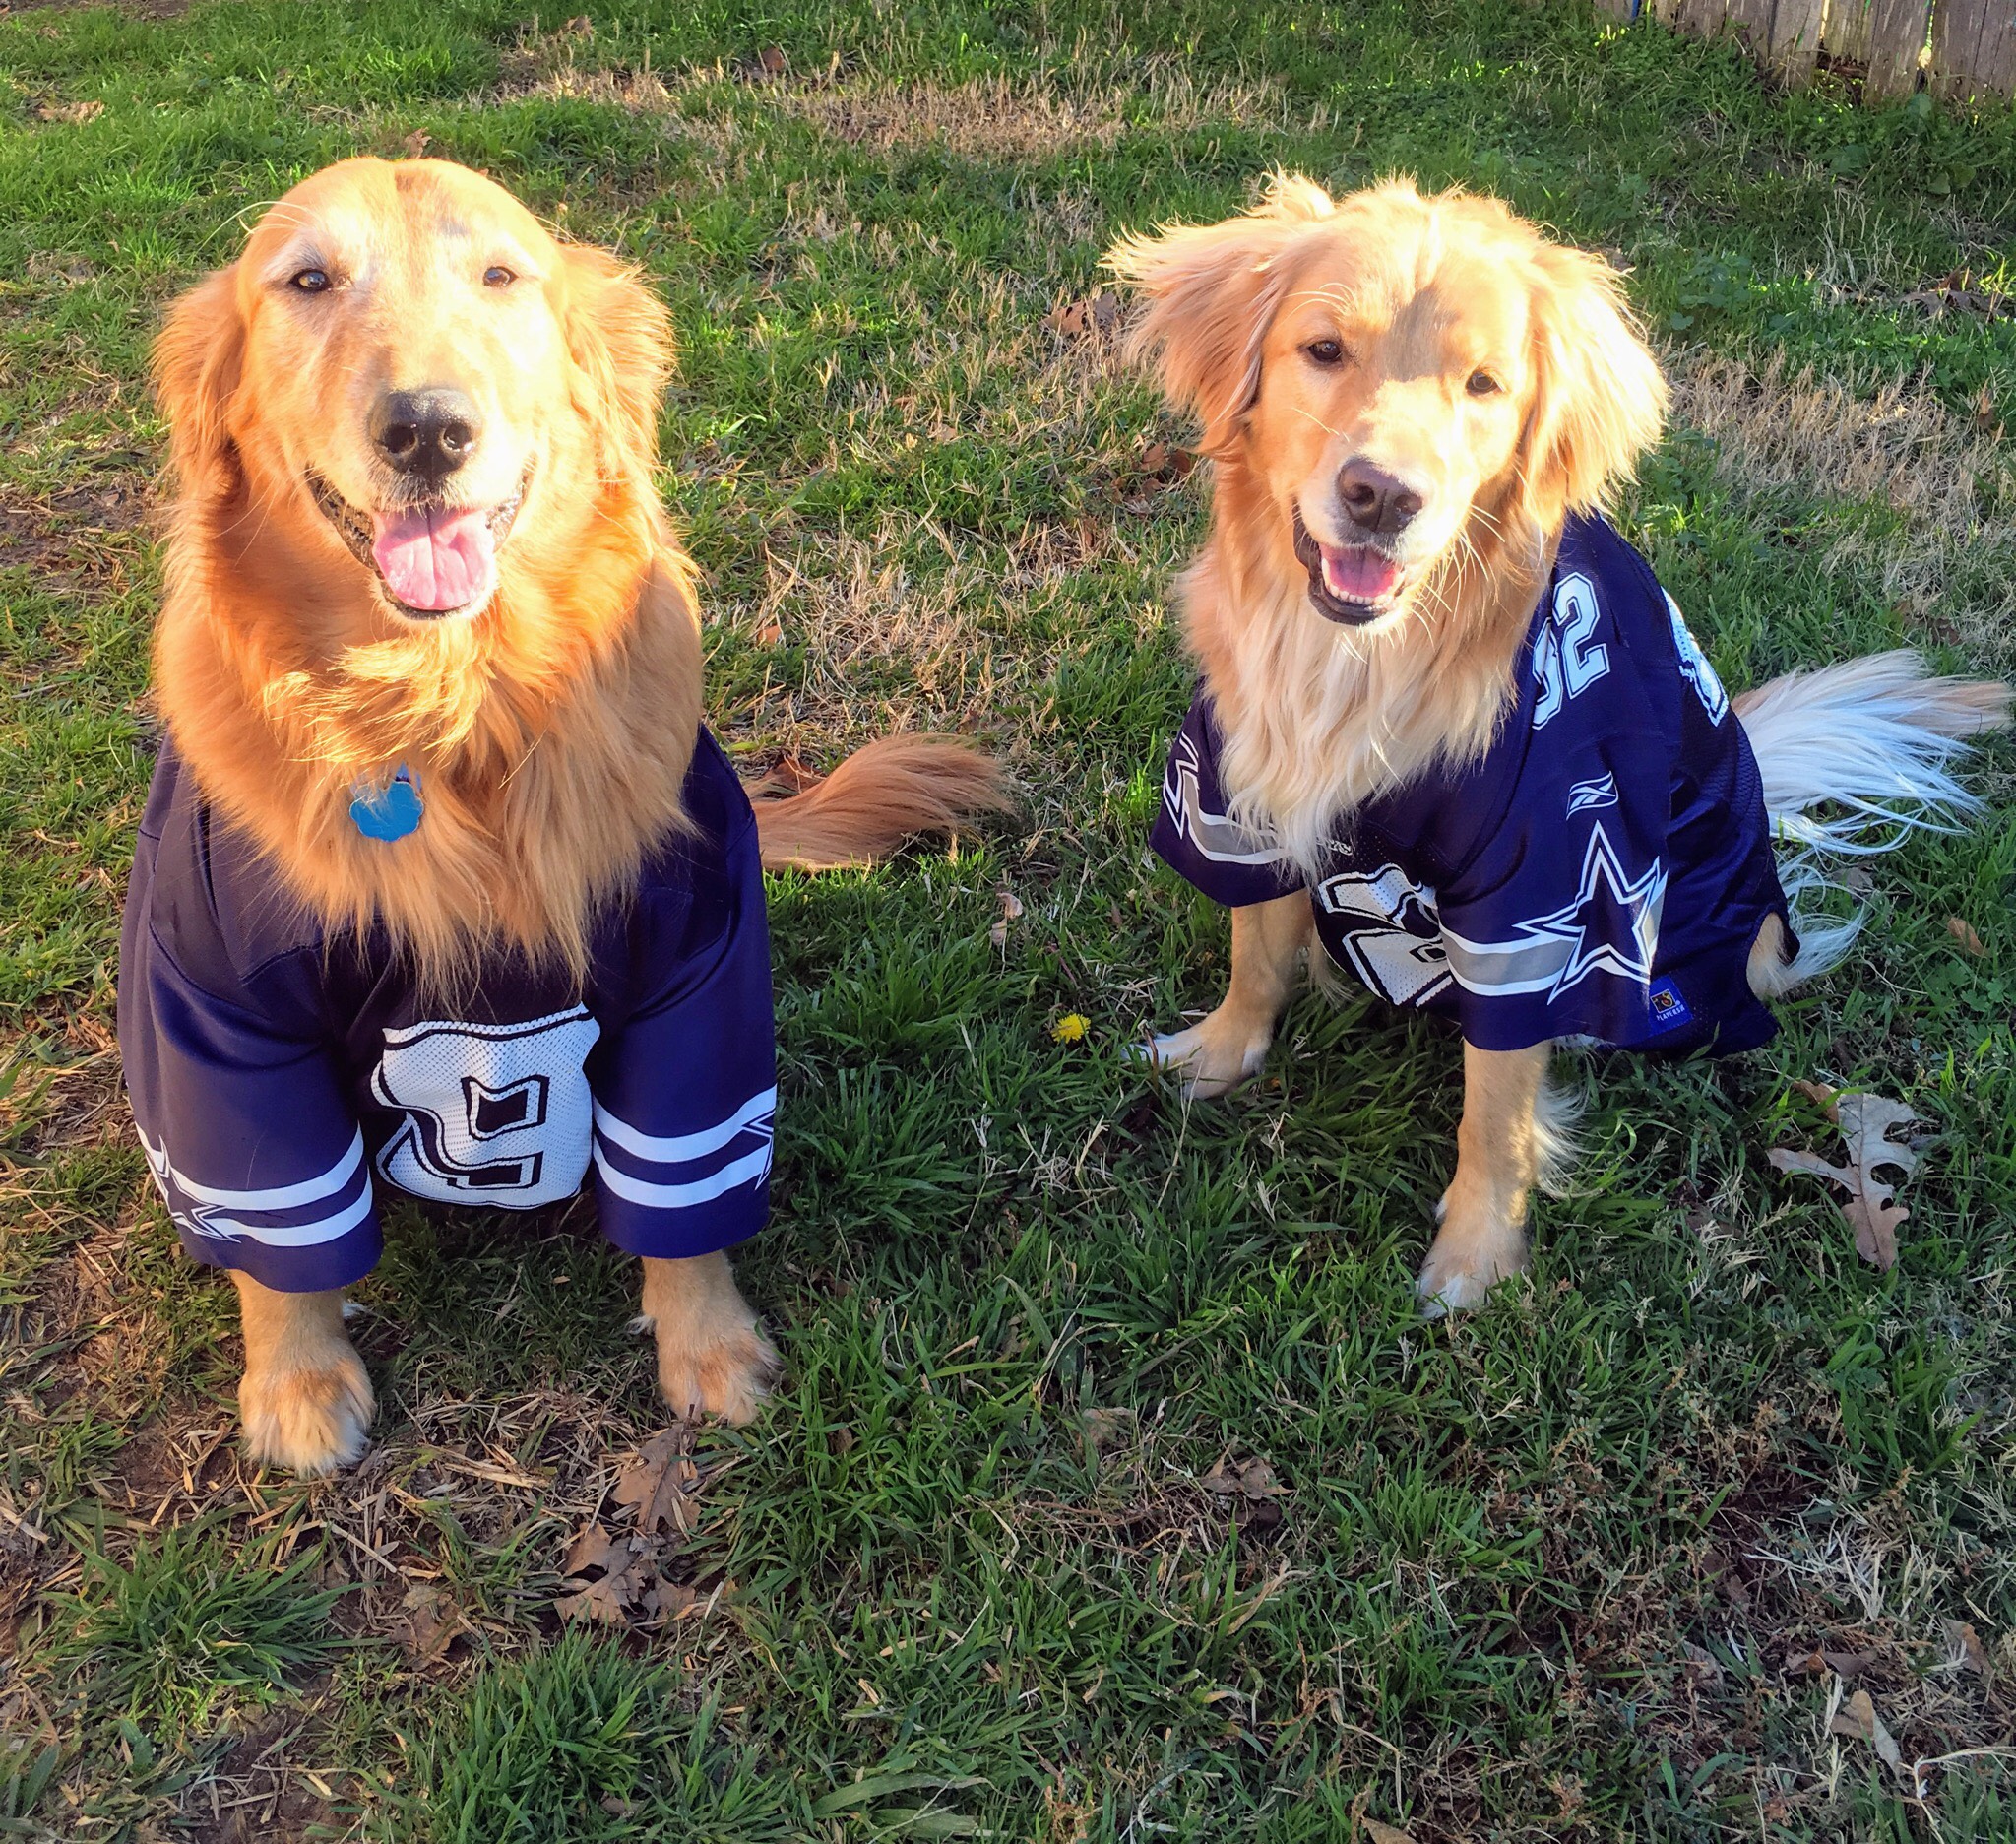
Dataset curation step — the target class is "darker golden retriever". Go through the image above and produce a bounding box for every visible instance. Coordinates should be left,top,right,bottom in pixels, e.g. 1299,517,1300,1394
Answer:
126,157,1007,1474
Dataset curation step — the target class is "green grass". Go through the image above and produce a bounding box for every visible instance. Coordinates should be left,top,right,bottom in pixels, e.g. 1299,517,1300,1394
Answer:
3,1,2016,1839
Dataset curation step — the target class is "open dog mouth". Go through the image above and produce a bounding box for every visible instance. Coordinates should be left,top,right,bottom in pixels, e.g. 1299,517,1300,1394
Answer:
308,472,526,619
1292,506,1413,627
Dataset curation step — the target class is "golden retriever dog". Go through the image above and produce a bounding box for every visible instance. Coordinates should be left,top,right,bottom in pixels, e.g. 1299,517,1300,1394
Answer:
123,157,1008,1475
1109,176,2005,1312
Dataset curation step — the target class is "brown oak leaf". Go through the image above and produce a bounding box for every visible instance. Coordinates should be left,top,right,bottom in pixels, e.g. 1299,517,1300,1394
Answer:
1769,1091,1920,1270
613,1431,701,1536
1829,1687,1904,1771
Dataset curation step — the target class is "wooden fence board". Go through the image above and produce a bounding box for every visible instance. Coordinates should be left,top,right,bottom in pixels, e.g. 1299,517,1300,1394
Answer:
1724,0,1780,55
1823,0,1876,60
1931,0,2016,94
1863,0,1933,95
1773,0,1830,79
1976,9,2016,93
1598,0,2016,100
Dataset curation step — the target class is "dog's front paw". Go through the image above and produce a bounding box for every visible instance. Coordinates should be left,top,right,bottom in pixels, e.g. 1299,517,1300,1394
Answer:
239,1345,374,1476
1416,1199,1529,1319
1141,1014,1273,1100
657,1318,781,1426
642,1252,781,1426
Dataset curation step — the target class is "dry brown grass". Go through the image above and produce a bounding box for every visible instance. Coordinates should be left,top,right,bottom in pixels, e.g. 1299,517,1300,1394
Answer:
496,31,1307,162
1668,347,2016,670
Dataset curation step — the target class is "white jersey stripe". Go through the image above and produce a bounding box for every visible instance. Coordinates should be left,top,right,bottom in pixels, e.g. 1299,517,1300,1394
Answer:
139,1125,365,1212
592,1139,773,1209
593,1088,778,1165
183,1184,376,1249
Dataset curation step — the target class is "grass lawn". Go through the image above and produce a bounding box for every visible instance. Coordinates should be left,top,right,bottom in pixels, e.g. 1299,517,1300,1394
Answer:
5,0,2016,1836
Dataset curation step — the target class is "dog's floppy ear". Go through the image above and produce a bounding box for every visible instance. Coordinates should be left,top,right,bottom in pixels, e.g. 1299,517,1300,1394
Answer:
560,242,673,477
1522,244,1668,518
1105,173,1335,454
153,267,247,502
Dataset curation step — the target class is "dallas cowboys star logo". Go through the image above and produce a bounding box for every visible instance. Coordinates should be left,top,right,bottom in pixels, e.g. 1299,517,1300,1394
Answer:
1515,822,1667,999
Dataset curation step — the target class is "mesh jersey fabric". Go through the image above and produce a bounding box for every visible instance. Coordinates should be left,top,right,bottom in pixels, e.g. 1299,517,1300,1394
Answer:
119,728,776,1293
1150,513,1793,1057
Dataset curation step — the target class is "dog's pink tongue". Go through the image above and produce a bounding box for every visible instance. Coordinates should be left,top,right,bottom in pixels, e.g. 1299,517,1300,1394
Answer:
1322,544,1403,604
370,507,495,612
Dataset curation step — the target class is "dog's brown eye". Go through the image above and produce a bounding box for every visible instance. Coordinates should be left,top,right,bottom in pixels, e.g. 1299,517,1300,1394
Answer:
290,268,331,293
1467,369,1503,397
483,266,516,288
1306,338,1347,367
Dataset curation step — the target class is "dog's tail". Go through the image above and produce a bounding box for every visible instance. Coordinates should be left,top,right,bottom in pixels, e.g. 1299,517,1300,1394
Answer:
748,735,1016,872
1734,650,2008,984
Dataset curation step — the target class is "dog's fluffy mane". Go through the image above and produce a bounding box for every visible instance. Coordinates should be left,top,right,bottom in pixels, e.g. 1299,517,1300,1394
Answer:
1109,175,1669,872
153,231,700,989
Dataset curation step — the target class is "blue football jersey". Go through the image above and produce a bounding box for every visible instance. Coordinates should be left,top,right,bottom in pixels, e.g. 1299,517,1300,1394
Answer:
1151,514,1793,1056
119,730,777,1294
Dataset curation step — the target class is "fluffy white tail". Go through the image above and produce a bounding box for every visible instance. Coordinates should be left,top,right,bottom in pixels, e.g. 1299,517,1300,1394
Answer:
1733,650,2008,984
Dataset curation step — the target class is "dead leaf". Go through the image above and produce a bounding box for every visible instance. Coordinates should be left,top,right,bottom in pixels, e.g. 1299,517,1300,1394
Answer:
1837,1093,1920,1182
36,99,103,124
396,1584,463,1662
555,1572,636,1624
1947,916,1985,956
1138,442,1197,483
1822,1648,1877,1678
1944,1619,1990,1677
639,1577,698,1622
758,44,788,74
1681,1641,1724,1682
563,1520,634,1579
766,751,821,793
1770,1091,1921,1270
563,14,594,35
997,889,1024,922
612,1431,701,1536
1362,1820,1419,1844
752,618,785,647
401,129,431,159
1791,1078,1837,1107
556,1519,654,1625
1046,291,1120,338
1201,1457,1283,1500
1829,1687,1904,1771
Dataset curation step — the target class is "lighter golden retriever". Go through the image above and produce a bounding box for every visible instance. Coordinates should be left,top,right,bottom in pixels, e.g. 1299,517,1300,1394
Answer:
128,157,1007,1474
1110,176,2004,1311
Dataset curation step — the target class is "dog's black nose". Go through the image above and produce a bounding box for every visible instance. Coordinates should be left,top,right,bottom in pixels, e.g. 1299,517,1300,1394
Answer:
371,387,481,485
1338,460,1422,536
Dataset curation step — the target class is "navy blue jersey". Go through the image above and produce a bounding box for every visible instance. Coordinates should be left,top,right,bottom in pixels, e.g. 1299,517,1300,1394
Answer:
1151,514,1792,1056
119,731,776,1294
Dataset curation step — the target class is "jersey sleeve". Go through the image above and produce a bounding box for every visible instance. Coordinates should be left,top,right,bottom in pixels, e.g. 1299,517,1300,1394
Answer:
119,898,380,1295
587,790,776,1261
1149,689,1307,908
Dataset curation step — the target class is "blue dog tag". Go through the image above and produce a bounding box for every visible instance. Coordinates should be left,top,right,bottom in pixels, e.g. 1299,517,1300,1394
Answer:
350,765,424,841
